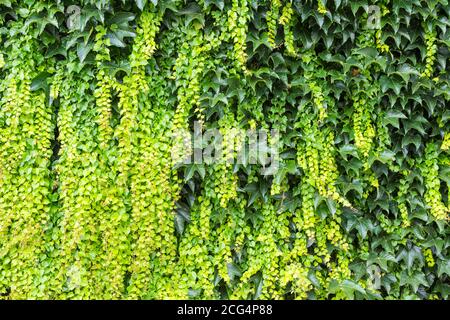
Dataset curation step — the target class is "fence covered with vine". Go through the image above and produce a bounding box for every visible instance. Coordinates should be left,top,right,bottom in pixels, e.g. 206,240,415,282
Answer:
0,0,449,300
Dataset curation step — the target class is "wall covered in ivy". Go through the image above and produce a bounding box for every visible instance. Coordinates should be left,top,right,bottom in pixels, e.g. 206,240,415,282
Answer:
0,0,449,300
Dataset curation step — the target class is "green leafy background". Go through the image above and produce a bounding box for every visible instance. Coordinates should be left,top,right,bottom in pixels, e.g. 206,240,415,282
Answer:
0,0,449,300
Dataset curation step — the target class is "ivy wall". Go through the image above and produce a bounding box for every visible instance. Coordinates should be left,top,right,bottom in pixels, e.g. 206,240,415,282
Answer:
0,0,449,300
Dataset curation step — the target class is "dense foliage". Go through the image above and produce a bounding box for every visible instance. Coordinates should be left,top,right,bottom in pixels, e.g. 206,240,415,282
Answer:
0,0,449,300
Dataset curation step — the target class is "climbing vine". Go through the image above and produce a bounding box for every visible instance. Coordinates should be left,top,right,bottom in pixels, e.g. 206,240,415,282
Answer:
0,0,449,301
